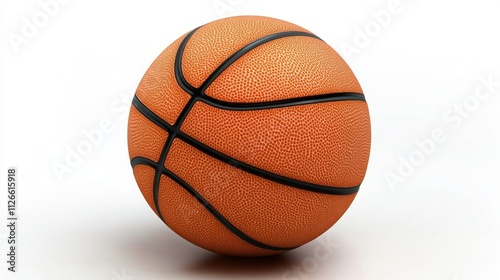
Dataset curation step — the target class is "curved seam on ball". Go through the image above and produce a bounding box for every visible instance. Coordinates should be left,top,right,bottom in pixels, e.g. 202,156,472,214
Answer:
132,96,361,195
130,156,296,251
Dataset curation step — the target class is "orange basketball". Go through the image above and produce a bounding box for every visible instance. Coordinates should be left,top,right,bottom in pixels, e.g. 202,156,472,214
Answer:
127,15,370,257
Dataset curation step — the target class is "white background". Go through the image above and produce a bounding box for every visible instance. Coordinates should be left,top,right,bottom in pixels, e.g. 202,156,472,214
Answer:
1,0,500,279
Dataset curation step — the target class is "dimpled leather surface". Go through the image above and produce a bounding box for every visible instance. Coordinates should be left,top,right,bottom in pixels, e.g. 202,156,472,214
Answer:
164,138,357,249
181,100,370,188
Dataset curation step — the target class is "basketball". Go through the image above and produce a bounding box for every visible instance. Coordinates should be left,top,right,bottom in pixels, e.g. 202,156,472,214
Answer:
127,15,370,257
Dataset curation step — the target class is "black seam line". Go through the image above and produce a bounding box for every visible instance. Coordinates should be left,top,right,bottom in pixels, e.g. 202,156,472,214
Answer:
131,156,295,251
152,142,170,221
132,96,172,133
134,88,364,116
133,89,199,220
144,26,206,222
132,96,360,195
175,26,203,96
149,96,198,221
132,94,174,221
131,156,157,169
198,31,322,93
201,92,366,111
174,29,322,97
177,132,361,195
170,27,363,111
150,96,198,221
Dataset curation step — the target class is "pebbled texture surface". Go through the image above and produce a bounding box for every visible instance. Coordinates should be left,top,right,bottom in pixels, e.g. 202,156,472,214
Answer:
182,16,310,89
181,100,370,187
135,34,191,125
165,138,357,249
205,36,363,102
132,165,158,216
157,174,284,256
127,106,168,162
